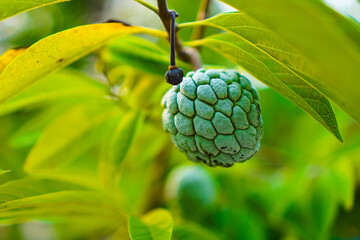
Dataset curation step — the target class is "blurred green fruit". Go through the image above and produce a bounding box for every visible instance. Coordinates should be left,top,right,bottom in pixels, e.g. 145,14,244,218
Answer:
161,68,263,167
165,165,216,218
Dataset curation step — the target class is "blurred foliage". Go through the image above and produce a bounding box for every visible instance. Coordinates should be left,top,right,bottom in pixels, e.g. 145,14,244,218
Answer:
0,0,360,240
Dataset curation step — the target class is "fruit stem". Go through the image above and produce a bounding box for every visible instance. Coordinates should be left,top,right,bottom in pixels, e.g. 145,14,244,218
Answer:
169,10,177,67
157,0,202,70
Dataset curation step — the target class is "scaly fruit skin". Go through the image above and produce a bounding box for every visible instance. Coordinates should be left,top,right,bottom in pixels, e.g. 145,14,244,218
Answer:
161,68,263,167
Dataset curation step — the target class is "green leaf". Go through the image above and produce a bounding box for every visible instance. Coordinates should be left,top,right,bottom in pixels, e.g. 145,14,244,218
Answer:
0,177,86,203
116,124,168,212
179,12,319,88
128,209,173,240
0,0,69,21
0,190,124,225
9,105,73,148
309,179,337,239
328,160,355,210
172,223,220,240
99,112,144,188
0,170,10,176
28,115,120,177
0,177,122,227
0,23,166,104
186,33,343,141
24,102,120,173
0,69,105,116
100,36,191,76
217,0,360,122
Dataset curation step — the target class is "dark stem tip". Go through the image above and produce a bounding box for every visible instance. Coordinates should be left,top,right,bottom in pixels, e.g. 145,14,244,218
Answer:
169,10,179,18
103,19,132,26
165,68,184,85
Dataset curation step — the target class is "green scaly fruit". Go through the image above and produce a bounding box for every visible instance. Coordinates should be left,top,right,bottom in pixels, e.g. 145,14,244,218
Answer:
161,68,263,167
165,165,216,219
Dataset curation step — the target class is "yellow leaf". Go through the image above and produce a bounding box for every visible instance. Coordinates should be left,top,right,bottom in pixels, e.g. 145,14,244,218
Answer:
0,48,26,74
0,23,166,104
0,0,69,21
129,209,174,240
24,103,119,173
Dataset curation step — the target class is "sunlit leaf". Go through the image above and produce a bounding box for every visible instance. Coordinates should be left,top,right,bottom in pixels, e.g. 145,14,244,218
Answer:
0,178,121,226
0,48,26,74
0,23,166,104
9,105,71,148
0,190,124,225
24,102,120,173
186,33,342,141
117,124,168,212
57,217,127,240
0,170,11,176
129,209,173,240
329,159,355,210
0,0,69,21
218,0,360,122
0,177,85,203
34,117,120,176
0,69,106,116
179,12,322,92
99,112,143,188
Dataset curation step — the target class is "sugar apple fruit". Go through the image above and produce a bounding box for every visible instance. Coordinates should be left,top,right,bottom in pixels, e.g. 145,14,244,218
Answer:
165,166,216,218
161,68,263,167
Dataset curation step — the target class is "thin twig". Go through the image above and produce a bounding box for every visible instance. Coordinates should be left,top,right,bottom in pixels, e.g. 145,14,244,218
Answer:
133,0,158,14
157,0,202,70
169,11,177,66
191,0,211,41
